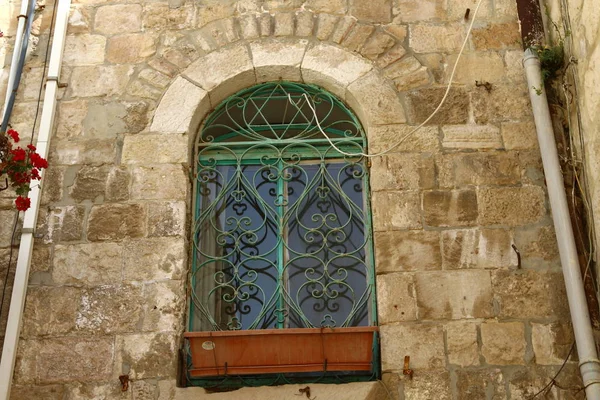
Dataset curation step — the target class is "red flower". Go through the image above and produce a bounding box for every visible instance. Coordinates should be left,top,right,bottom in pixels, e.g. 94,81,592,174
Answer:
15,196,31,211
31,168,41,180
30,153,48,169
27,144,36,151
7,129,19,142
11,148,26,161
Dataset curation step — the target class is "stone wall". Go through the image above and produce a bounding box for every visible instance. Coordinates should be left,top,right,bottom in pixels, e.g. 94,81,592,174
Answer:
0,0,584,399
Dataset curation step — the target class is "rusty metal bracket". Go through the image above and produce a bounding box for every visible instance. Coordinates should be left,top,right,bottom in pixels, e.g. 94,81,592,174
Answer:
403,356,413,380
118,375,129,392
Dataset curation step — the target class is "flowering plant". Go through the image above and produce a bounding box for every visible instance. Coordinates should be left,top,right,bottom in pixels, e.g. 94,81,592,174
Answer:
0,128,48,211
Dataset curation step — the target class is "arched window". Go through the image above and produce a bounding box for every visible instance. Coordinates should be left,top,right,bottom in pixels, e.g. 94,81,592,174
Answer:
189,82,377,332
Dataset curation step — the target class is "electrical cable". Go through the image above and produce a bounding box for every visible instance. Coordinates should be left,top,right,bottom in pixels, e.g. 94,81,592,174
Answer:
527,341,575,399
290,0,484,158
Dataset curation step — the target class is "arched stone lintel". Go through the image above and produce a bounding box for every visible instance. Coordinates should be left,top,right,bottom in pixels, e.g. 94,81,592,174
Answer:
150,39,407,144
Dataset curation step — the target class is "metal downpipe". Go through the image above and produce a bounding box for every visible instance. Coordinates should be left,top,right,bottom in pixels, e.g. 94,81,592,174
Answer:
523,48,600,399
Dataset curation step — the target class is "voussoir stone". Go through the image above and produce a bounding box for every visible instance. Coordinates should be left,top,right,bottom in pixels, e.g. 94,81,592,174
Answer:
87,204,147,241
251,39,308,82
151,76,209,134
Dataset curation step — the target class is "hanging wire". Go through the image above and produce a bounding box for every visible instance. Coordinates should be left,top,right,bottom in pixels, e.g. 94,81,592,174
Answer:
290,0,484,159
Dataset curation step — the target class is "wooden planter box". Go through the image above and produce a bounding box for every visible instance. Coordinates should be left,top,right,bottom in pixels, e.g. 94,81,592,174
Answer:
184,326,379,377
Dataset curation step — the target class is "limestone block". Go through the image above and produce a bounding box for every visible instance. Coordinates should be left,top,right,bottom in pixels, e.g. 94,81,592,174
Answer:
149,58,180,78
259,13,273,36
505,50,527,83
0,210,17,248
455,368,506,400
11,385,66,400
442,124,503,150
82,102,127,138
162,48,192,70
94,4,142,34
295,11,314,37
492,270,569,318
70,65,134,97
37,337,114,383
383,56,422,81
107,33,157,64
274,13,294,36
447,0,492,20
63,34,106,65
507,366,579,400
376,273,417,323
70,165,118,202
531,322,573,365
415,270,493,319
472,22,521,50
518,150,545,186
122,134,188,164
374,230,441,272
56,99,88,138
445,321,479,367
31,245,52,273
66,382,133,400
76,285,144,334
185,43,256,105
238,15,260,39
481,321,526,365
393,0,446,23
250,39,307,82
142,280,185,331
49,139,116,165
148,201,186,237
471,86,532,124
350,0,392,22
393,67,431,91
132,380,158,400
380,323,445,370
305,0,347,13
107,166,131,202
302,42,372,98
151,76,208,134
383,24,408,42
143,3,194,30
360,31,395,60
197,19,239,49
330,16,356,44
370,153,435,191
115,333,178,379
87,204,147,241
131,165,187,201
41,167,65,205
263,0,303,10
436,152,520,187
367,125,439,153
341,24,375,52
347,70,406,126
22,286,81,336
422,190,478,227
315,14,339,41
501,121,538,150
139,69,171,89
197,4,235,27
409,24,464,53
478,186,546,226
445,52,506,84
39,205,85,243
406,87,469,124
372,191,422,231
402,370,452,400
123,238,186,281
68,7,91,34
53,243,123,285
127,80,163,100
442,229,518,269
513,224,559,268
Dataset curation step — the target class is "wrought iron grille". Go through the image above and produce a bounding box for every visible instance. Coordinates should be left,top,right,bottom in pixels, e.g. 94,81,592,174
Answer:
190,82,377,331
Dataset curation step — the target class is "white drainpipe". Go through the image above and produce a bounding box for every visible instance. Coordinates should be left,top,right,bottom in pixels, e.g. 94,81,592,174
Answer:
0,0,71,398
2,0,31,118
523,48,600,398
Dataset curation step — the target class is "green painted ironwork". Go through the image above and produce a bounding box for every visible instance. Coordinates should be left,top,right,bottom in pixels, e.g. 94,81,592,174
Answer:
190,82,377,332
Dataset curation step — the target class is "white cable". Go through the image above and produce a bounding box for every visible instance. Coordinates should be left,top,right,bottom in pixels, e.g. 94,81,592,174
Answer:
293,0,484,158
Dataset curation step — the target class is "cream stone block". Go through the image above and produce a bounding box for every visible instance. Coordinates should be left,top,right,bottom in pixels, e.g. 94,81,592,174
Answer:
478,186,546,226
122,134,188,164
56,100,87,138
330,16,356,44
250,39,308,82
151,76,209,134
471,85,532,124
63,34,106,65
375,230,442,272
53,243,122,285
70,65,133,97
315,13,339,41
347,70,406,126
442,229,518,269
436,151,521,188
446,321,479,367
274,12,294,36
376,273,417,323
305,0,347,13
38,205,86,243
501,121,538,150
442,125,503,150
415,270,493,319
123,238,186,281
106,33,157,64
22,287,82,337
455,368,506,399
148,201,186,238
409,24,464,53
422,189,478,227
367,125,439,153
139,69,171,89
49,139,115,165
384,56,422,81
115,333,178,379
447,0,492,20
131,164,187,201
370,153,435,191
341,24,374,52
87,204,147,242
372,191,422,231
0,211,16,248
403,370,452,400
513,224,559,268
302,42,372,99
295,11,315,37
380,323,445,370
238,15,260,39
393,0,446,23
143,3,194,30
481,321,526,365
445,52,506,84
142,280,185,331
94,4,142,34
350,0,392,22
184,42,256,105
360,31,395,60
68,7,91,34
531,322,573,365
